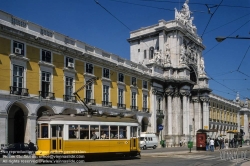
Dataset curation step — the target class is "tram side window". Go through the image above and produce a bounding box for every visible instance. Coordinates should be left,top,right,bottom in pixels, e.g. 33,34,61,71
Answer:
110,126,118,139
119,126,127,139
100,126,109,139
80,125,89,140
90,125,99,140
131,126,137,137
41,124,48,138
69,125,79,139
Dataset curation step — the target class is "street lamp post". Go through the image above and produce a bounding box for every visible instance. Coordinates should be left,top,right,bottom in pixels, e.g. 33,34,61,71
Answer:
215,36,250,42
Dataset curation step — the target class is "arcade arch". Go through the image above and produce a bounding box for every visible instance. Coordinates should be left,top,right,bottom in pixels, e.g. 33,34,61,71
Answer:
7,102,29,144
141,117,149,132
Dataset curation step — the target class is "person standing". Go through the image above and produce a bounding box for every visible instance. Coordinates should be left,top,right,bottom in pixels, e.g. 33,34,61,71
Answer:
210,139,215,152
206,137,210,151
28,140,35,156
225,138,229,149
179,140,182,147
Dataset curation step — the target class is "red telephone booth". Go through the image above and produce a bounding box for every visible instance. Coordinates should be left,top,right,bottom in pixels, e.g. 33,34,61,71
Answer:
196,132,206,150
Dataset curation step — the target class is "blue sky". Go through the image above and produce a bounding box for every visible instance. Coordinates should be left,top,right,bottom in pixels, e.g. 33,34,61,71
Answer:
1,0,249,101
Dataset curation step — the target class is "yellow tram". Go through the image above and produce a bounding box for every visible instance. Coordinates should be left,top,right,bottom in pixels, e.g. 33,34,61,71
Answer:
35,113,141,161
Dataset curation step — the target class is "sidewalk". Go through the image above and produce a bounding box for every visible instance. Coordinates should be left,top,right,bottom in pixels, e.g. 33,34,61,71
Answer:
142,145,250,156
241,161,250,166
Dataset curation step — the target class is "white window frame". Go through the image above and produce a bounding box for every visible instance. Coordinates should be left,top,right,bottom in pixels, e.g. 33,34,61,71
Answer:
103,68,110,79
118,73,124,82
41,49,52,63
103,85,109,102
12,65,24,91
118,88,124,104
86,63,93,74
131,92,137,107
12,40,25,56
143,94,148,108
131,77,137,86
143,80,148,89
65,76,73,96
65,57,74,68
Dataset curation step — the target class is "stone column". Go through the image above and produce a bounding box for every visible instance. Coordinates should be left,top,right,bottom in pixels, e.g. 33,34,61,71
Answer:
167,94,173,135
151,89,158,133
28,114,37,144
0,111,8,145
244,112,249,139
237,112,240,131
180,90,190,136
193,97,201,132
172,90,180,144
164,89,173,145
200,97,209,130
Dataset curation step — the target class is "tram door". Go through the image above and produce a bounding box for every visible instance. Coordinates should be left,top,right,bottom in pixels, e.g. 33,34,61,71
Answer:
130,126,137,150
51,125,63,152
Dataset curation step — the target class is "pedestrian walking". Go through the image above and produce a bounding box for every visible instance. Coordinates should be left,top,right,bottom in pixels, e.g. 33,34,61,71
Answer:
210,139,215,152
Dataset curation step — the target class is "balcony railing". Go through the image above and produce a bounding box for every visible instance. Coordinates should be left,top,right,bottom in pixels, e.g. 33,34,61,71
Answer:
142,108,149,113
117,103,126,109
10,86,29,96
39,91,55,100
63,95,77,102
102,101,112,107
84,98,96,105
130,106,138,111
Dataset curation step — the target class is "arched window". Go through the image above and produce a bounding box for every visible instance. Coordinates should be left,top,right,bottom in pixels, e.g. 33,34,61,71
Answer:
149,47,154,59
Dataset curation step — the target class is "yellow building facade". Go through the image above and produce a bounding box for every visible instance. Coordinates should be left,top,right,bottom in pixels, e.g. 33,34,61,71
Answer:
0,10,153,145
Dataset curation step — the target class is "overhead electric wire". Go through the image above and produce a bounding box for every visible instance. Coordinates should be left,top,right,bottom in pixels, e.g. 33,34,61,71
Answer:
94,0,132,31
237,70,250,78
200,0,224,39
204,12,250,35
212,70,237,78
237,44,250,71
203,19,250,56
139,0,250,9
110,0,206,13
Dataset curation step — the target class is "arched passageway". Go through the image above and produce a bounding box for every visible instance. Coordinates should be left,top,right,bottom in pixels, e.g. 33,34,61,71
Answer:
8,104,28,144
141,117,149,132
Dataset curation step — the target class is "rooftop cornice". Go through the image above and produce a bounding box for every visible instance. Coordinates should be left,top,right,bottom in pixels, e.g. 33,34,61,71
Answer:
0,10,153,79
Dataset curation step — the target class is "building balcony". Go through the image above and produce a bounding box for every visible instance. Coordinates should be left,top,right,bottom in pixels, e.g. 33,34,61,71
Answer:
63,95,77,102
209,118,212,121
84,98,96,105
130,106,138,111
142,108,149,113
117,103,126,109
39,91,55,100
10,86,29,96
102,101,112,107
